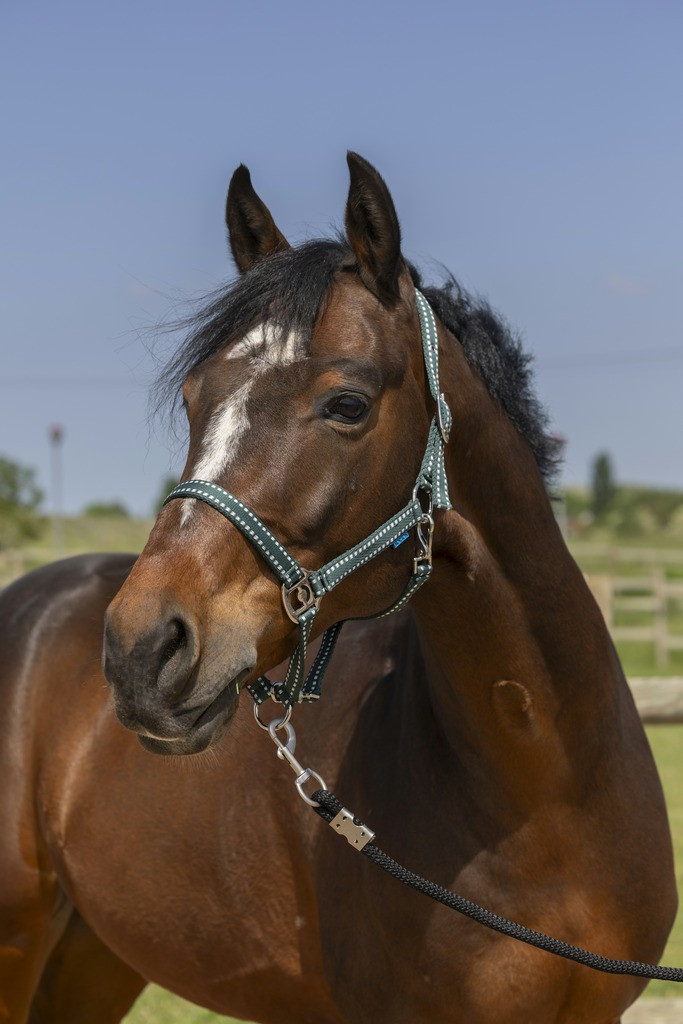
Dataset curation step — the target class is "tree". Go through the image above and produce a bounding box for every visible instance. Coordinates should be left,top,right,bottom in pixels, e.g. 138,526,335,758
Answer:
83,501,130,518
590,451,616,522
0,455,43,548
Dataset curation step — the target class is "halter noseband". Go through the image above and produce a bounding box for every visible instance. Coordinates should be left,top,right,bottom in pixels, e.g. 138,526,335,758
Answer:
163,290,451,712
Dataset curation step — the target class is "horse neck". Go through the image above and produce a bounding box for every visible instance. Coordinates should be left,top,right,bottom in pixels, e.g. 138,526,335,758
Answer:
407,334,623,801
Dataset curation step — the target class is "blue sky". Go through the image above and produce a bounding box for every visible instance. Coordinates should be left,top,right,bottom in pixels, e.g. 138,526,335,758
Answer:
2,0,682,515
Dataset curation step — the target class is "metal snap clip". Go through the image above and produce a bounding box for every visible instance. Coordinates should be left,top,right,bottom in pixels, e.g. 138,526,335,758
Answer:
263,715,328,808
414,512,435,573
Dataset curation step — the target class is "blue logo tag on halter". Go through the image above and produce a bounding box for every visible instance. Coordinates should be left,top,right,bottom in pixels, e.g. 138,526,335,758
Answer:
392,531,410,549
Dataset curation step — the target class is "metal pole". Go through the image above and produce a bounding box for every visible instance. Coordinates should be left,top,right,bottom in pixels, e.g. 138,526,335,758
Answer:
49,424,64,560
551,433,568,538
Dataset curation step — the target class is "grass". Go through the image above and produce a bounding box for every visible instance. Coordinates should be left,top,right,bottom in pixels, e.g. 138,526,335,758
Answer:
619,644,683,678
0,515,154,586
26,515,153,562
124,986,239,1024
644,725,683,998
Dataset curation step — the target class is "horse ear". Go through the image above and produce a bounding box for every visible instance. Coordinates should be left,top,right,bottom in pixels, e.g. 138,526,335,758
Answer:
345,152,403,305
226,165,290,273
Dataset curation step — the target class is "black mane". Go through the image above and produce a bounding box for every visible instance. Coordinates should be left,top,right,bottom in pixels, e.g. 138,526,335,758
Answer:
414,271,561,481
157,238,560,481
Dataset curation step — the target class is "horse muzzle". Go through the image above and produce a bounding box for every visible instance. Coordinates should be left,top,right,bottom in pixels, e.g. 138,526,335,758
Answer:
102,596,255,755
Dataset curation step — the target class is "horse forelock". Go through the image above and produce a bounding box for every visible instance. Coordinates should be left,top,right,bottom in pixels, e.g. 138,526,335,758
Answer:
154,239,349,417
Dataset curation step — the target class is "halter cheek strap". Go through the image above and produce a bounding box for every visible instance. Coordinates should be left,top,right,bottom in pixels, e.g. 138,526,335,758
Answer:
163,290,451,711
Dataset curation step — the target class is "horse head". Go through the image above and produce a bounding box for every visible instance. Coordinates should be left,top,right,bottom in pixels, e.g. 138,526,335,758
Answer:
103,154,437,754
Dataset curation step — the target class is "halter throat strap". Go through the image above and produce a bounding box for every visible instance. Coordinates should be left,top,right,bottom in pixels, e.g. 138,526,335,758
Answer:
163,289,451,710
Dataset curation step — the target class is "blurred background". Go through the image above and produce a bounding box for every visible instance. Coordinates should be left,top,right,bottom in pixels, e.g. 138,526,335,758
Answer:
2,0,681,1019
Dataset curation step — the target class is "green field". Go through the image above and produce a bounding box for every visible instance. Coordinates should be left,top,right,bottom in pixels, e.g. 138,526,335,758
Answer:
647,726,683,998
125,986,236,1024
0,515,154,581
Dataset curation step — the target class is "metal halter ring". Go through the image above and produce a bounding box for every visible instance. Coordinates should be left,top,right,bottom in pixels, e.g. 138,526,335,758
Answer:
253,700,293,731
412,482,434,518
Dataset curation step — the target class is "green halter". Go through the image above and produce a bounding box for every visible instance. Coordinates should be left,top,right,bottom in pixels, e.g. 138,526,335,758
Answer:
164,289,451,711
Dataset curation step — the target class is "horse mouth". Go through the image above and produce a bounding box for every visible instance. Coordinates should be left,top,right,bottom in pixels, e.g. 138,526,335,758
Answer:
137,671,248,756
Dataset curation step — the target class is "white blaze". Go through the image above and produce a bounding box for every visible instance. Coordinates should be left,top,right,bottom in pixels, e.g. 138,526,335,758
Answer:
225,322,304,365
180,321,304,525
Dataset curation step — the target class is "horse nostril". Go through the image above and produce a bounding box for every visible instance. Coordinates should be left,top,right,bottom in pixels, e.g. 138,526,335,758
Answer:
155,615,199,703
159,618,188,672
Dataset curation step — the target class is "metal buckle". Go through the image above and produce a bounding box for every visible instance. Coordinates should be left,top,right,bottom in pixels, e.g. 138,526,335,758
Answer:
281,571,321,623
437,392,451,444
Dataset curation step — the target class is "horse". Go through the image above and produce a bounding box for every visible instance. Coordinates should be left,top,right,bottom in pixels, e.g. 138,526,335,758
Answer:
0,153,677,1024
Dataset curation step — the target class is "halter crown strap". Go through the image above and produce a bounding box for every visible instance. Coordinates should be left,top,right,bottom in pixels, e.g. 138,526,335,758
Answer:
164,290,451,709
415,289,452,509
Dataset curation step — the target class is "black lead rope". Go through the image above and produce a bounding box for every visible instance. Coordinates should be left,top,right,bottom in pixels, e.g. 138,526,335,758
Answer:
311,789,683,983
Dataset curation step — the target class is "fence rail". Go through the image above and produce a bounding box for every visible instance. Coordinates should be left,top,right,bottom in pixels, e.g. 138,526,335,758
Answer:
571,542,683,566
629,678,683,723
586,567,683,669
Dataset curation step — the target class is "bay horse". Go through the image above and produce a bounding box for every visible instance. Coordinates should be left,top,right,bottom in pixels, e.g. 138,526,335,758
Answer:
0,154,677,1024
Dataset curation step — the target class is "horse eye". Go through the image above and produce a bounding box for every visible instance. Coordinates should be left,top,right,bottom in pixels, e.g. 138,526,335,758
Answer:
324,394,369,423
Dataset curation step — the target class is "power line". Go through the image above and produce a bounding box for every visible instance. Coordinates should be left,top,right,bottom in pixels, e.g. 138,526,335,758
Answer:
538,347,683,369
0,346,681,388
0,376,145,388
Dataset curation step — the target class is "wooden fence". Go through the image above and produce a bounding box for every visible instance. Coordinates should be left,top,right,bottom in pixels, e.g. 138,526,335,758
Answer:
571,542,683,568
572,541,683,670
629,678,683,723
587,568,683,669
